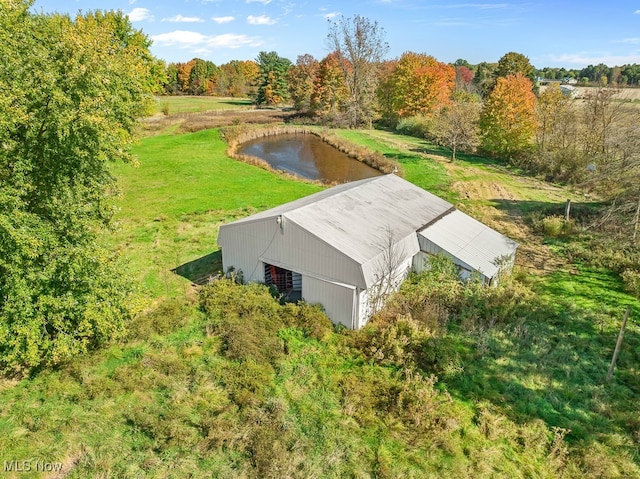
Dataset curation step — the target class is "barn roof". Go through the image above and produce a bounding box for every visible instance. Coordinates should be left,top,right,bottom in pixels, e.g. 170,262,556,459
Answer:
224,174,453,265
418,209,518,279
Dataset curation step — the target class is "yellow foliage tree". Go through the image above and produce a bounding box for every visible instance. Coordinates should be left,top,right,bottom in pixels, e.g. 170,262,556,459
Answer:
479,73,538,160
390,52,455,118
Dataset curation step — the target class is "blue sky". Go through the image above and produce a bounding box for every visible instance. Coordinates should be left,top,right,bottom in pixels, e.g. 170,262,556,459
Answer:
31,1,640,69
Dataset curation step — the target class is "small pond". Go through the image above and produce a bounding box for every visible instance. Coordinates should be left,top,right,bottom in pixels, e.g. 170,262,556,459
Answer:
237,133,382,183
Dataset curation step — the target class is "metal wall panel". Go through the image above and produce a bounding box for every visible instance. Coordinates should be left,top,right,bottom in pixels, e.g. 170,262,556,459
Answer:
302,275,356,329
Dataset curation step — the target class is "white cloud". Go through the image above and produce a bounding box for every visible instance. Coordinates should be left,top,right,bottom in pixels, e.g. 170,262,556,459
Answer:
247,15,277,25
151,30,263,49
550,52,640,66
323,11,340,20
617,38,640,45
635,9,640,14
213,16,235,24
127,7,152,22
162,14,205,23
247,0,273,4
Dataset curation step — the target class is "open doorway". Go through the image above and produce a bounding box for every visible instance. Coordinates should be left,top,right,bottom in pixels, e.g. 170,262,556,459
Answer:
264,263,302,301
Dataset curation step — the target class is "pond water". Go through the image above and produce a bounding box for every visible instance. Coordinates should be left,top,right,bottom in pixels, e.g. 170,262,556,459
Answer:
237,133,382,183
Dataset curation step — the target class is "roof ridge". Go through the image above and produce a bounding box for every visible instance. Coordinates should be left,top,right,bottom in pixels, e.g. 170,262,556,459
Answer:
282,174,390,218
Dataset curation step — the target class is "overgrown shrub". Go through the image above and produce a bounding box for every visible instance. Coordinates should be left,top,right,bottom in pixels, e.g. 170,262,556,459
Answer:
395,115,435,139
128,298,191,339
199,279,283,364
540,215,569,237
622,269,640,298
280,301,333,340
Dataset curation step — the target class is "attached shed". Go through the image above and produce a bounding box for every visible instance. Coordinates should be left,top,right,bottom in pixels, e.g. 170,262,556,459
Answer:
217,174,517,329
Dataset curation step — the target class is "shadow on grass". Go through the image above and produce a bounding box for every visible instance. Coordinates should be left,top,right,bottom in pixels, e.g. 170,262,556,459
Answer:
172,250,223,285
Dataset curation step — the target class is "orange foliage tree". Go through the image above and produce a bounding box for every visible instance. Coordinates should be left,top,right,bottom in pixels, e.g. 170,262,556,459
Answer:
311,52,349,121
390,52,455,118
288,54,319,112
479,72,538,160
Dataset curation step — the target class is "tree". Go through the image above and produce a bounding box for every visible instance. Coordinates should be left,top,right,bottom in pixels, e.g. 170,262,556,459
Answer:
255,51,292,106
472,61,497,97
534,83,580,181
311,52,349,121
389,52,455,118
496,51,536,85
288,54,319,112
189,58,218,95
326,15,389,127
455,65,475,91
432,95,481,161
215,60,259,97
479,73,538,160
375,59,399,126
0,2,156,372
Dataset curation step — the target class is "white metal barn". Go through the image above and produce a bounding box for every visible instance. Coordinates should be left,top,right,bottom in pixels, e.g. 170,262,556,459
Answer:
217,174,518,329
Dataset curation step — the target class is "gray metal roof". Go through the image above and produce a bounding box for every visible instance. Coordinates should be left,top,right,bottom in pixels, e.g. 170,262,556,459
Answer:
418,209,518,279
222,174,453,266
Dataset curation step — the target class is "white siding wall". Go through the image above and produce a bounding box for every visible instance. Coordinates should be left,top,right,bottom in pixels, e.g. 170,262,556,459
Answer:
357,289,370,330
219,217,366,288
417,236,486,282
302,275,356,329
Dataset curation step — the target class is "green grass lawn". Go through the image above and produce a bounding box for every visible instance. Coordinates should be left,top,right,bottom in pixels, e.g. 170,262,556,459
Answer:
152,96,253,115
109,128,321,295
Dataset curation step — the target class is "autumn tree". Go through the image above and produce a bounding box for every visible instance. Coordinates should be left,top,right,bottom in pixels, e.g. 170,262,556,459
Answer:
533,83,580,181
479,73,538,160
455,65,475,91
288,54,319,112
326,15,388,127
431,94,481,161
0,2,157,372
255,51,292,106
390,52,455,119
311,52,349,122
188,58,218,95
177,60,196,93
375,59,399,126
216,60,259,97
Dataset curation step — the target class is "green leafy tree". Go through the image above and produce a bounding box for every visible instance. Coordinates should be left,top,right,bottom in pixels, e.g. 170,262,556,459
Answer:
479,73,538,160
255,51,292,106
0,1,156,372
496,51,537,93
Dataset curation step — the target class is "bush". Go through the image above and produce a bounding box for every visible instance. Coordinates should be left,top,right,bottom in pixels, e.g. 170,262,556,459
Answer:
395,115,434,139
541,215,569,237
622,269,640,298
199,279,283,364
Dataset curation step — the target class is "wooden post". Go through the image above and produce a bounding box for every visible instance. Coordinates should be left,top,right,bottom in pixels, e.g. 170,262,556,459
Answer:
633,195,640,242
564,199,572,221
606,306,630,383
